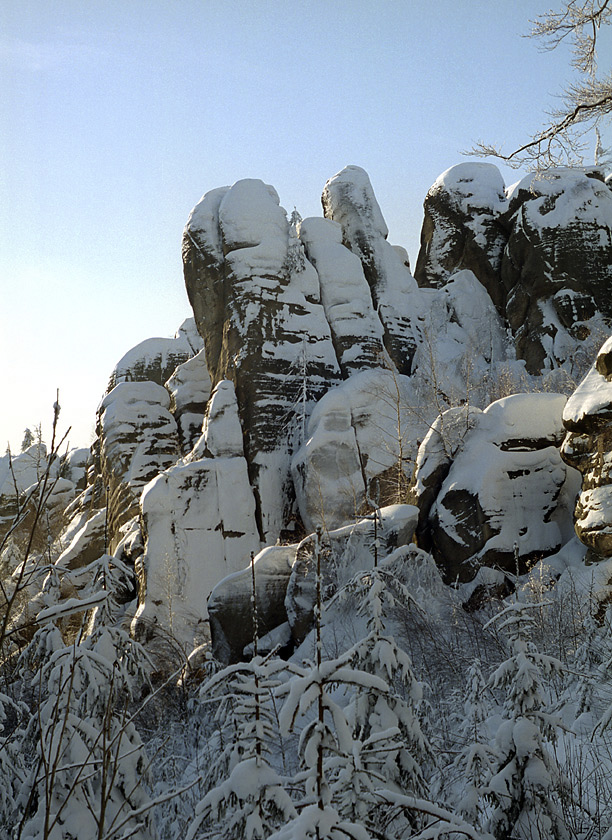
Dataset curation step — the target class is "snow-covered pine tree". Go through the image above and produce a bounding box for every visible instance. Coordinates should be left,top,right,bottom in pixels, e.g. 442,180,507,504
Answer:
185,653,297,840
267,527,386,840
451,659,498,829
485,599,570,840
14,554,157,840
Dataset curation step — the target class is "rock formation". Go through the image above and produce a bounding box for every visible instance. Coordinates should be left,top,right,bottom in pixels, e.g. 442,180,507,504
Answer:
562,336,612,559
415,393,580,581
414,162,509,311
415,164,612,377
8,161,612,661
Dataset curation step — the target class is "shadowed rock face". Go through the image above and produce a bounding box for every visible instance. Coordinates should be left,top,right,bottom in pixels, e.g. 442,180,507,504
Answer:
414,163,509,311
562,337,612,558
415,164,612,377
502,169,612,375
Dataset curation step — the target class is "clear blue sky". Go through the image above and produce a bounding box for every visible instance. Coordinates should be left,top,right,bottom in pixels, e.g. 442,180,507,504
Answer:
1,0,607,450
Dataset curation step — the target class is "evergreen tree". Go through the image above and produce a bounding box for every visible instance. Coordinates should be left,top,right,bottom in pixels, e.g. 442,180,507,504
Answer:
485,600,569,840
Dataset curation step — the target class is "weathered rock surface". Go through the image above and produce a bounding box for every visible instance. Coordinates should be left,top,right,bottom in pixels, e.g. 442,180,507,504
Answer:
107,318,203,391
183,178,341,543
416,393,580,581
96,381,180,551
414,164,612,378
298,216,386,375
132,380,261,650
165,349,211,454
208,504,417,662
322,166,420,375
291,370,425,532
414,163,509,310
502,168,612,375
562,336,612,558
208,544,296,664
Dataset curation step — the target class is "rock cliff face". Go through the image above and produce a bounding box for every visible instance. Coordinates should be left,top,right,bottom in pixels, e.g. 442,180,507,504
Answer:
415,394,580,581
415,164,612,377
562,337,612,559
9,161,612,660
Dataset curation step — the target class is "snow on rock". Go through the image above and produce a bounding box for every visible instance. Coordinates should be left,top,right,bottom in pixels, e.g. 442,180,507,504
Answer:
107,317,203,391
417,393,579,581
165,348,212,454
414,162,509,310
292,370,426,533
298,216,386,375
322,165,420,374
408,268,510,406
502,168,612,374
0,444,90,557
184,178,341,543
96,381,180,552
561,336,612,557
285,505,418,645
208,544,297,663
132,380,261,651
209,504,417,662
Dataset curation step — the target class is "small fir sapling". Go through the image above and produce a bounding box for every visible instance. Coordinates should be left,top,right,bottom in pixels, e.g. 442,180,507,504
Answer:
269,527,387,840
484,600,570,840
451,659,498,827
14,549,157,840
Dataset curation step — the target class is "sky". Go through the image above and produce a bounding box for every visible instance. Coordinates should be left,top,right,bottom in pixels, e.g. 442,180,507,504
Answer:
1,0,609,451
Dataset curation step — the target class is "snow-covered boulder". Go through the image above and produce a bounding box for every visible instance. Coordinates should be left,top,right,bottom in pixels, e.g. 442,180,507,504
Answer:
322,165,419,374
183,179,341,543
502,168,612,374
107,317,203,391
208,544,297,664
562,336,612,557
292,370,425,532
96,381,180,551
416,393,580,581
132,381,261,651
0,444,90,560
208,504,417,662
414,162,509,310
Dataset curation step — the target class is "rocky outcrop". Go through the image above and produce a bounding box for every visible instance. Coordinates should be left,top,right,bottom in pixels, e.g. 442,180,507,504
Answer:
107,318,203,391
183,179,342,543
561,336,612,558
502,168,612,375
322,166,419,374
298,216,386,375
414,163,509,310
132,380,261,650
165,349,211,454
414,164,612,378
0,445,89,562
96,382,180,551
19,162,612,661
415,393,580,581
